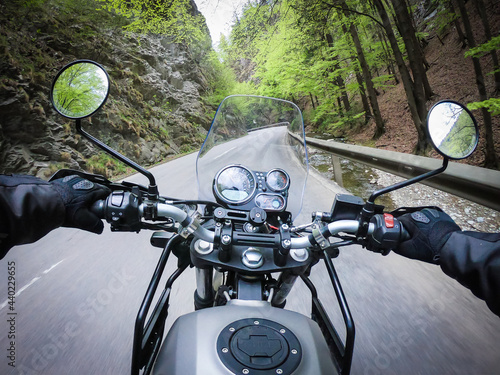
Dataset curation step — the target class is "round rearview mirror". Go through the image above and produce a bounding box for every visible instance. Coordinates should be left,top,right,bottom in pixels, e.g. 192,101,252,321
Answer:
51,60,110,119
427,100,479,160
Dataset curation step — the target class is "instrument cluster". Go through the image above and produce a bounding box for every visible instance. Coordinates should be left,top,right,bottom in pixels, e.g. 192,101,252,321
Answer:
213,165,290,212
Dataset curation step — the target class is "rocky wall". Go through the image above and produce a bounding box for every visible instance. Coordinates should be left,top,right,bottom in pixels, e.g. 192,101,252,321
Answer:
0,0,213,178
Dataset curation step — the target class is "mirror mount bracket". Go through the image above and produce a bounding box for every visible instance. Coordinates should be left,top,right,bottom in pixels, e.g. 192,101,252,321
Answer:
75,119,159,199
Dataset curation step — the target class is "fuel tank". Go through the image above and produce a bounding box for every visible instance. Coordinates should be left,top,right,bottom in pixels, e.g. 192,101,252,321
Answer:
153,300,338,375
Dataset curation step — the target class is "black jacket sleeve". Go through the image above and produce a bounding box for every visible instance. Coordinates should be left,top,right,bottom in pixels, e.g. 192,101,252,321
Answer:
440,231,500,316
0,175,65,259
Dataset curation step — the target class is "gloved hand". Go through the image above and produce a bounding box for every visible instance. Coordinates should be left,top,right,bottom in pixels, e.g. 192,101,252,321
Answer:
51,175,111,234
396,208,461,264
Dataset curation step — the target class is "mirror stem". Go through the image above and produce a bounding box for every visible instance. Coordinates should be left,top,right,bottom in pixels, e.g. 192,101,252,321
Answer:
75,119,159,198
368,158,449,204
357,158,449,239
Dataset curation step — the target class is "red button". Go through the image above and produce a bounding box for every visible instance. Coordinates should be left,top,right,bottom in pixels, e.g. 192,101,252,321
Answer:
384,213,394,228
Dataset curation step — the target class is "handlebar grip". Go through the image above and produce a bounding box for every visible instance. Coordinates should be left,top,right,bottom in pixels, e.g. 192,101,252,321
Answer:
91,199,105,219
399,221,410,242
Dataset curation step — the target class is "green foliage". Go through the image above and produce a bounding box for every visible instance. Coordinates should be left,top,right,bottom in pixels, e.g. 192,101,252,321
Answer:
438,110,478,158
309,101,365,135
218,0,394,134
430,3,458,36
201,51,237,105
465,35,500,59
87,152,128,177
98,0,206,46
52,62,108,118
468,98,500,116
16,0,46,8
372,74,396,90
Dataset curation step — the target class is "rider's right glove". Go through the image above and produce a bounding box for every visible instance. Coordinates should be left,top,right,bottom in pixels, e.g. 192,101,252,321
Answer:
395,208,461,264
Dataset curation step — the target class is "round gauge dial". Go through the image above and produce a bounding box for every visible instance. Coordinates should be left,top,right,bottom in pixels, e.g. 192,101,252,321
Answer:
214,165,256,204
266,169,290,192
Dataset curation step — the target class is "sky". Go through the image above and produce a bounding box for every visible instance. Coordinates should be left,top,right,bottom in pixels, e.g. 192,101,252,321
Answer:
195,0,250,47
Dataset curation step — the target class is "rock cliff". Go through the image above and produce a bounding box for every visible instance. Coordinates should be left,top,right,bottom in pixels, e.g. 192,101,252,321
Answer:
0,0,213,178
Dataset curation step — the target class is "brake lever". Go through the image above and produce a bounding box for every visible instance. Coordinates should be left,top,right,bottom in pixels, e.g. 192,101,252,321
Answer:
390,206,443,217
48,168,112,185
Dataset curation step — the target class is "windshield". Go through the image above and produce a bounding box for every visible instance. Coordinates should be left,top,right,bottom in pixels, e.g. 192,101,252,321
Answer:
196,95,309,219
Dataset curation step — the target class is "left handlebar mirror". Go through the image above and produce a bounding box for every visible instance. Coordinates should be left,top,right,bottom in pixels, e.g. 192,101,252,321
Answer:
50,60,110,120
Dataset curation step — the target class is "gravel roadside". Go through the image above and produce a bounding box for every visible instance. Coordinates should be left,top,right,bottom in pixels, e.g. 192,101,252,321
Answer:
308,147,499,233
375,169,500,233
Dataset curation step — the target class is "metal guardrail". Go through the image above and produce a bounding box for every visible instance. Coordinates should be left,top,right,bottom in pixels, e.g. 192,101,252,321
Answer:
247,122,289,132
290,133,500,211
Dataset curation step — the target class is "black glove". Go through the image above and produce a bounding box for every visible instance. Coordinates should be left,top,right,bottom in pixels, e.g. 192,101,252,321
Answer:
51,175,111,234
396,208,461,264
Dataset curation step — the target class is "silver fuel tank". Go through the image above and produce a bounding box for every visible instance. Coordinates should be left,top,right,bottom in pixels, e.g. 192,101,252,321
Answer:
153,300,338,375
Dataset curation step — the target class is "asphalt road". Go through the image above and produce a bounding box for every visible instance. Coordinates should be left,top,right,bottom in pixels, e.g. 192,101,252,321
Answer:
1,128,499,375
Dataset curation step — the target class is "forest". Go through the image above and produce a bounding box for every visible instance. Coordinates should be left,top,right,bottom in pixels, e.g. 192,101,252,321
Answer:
0,0,499,177
213,0,499,169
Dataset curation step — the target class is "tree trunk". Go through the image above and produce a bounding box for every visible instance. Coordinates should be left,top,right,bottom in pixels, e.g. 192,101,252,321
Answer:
340,20,372,124
346,16,385,137
336,96,343,113
473,0,500,94
336,76,351,112
372,0,428,153
456,0,498,168
309,92,316,110
448,0,467,48
356,71,372,124
390,0,433,100
325,33,351,112
378,30,399,83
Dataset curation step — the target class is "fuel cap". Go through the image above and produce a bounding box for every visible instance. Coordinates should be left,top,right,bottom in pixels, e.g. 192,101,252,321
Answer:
217,318,302,374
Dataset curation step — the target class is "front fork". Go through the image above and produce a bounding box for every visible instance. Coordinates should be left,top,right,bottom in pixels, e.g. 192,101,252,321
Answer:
195,267,300,309
271,270,299,307
194,267,215,310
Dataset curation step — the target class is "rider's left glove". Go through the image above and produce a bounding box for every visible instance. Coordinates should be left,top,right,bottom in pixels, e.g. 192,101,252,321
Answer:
51,175,111,234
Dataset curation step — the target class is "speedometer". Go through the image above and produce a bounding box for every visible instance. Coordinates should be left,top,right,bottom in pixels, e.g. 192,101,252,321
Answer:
214,165,256,204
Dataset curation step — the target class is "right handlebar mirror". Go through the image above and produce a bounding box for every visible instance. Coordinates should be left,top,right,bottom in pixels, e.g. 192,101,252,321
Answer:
427,100,479,160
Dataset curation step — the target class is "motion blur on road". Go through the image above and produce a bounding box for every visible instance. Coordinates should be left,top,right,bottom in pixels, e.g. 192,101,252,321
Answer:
1,136,499,374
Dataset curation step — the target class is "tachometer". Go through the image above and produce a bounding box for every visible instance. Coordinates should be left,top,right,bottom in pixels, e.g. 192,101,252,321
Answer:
214,165,256,204
266,169,290,192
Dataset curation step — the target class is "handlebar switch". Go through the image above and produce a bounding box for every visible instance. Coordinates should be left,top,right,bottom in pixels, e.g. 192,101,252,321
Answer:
105,191,141,232
368,214,403,255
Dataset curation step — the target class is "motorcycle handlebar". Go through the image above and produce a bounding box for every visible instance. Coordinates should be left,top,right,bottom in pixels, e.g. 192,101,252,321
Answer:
91,197,411,251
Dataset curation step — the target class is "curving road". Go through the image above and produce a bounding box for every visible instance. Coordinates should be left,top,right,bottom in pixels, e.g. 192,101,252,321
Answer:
1,128,499,375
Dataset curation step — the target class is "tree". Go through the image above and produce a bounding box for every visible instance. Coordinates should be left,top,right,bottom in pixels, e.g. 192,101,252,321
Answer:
456,0,498,168
390,0,433,101
338,0,385,137
472,0,500,94
372,0,429,153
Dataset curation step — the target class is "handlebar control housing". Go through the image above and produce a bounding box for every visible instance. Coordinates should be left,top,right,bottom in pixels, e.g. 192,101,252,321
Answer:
102,191,142,232
368,214,406,255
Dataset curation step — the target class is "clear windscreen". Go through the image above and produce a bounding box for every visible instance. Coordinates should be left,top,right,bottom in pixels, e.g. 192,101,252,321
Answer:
196,95,309,218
